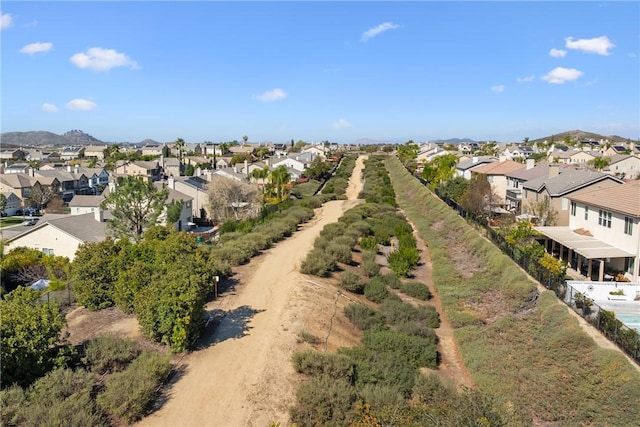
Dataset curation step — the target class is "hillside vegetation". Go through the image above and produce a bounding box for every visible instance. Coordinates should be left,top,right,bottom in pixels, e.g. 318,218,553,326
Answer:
386,156,640,426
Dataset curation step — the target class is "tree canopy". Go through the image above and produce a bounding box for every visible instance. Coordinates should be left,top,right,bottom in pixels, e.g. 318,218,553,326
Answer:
1,287,71,388
101,176,168,242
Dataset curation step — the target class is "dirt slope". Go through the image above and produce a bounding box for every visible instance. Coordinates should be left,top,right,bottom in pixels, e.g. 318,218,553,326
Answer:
138,157,367,427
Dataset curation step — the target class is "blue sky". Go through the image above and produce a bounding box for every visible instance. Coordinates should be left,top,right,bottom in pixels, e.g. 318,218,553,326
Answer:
2,1,639,144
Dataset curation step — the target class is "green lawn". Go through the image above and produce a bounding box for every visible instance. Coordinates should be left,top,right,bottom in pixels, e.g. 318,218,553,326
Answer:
0,217,26,228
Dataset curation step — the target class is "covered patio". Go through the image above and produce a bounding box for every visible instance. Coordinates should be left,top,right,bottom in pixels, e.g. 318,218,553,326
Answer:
534,226,635,282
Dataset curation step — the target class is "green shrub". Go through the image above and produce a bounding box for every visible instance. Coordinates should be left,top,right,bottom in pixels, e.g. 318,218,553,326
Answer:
387,246,420,277
400,281,431,300
344,303,386,330
361,251,380,278
364,276,390,303
363,329,438,370
290,376,357,427
395,321,438,341
0,385,27,426
301,249,337,277
297,330,320,345
380,272,402,289
340,271,365,294
19,368,106,427
292,350,353,379
359,236,378,252
97,351,171,424
358,383,406,410
327,242,353,265
83,335,141,374
380,299,440,329
320,222,348,241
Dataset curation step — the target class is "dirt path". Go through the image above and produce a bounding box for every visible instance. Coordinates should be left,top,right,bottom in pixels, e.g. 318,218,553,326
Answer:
404,215,476,390
138,156,367,427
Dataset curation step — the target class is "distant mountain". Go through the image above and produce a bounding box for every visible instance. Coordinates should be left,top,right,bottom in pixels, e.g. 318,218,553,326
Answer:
432,137,477,145
530,130,630,145
0,130,103,147
139,138,161,145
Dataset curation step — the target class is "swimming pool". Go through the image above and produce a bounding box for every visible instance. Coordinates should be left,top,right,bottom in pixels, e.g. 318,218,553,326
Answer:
615,312,640,332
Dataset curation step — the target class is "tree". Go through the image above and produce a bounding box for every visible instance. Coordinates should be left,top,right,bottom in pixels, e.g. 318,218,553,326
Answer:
208,177,261,222
270,165,292,201
72,238,121,310
100,176,168,242
242,135,248,145
165,199,184,225
438,176,468,202
459,174,493,218
588,156,611,171
397,141,419,164
28,182,55,211
0,287,71,388
525,195,558,226
161,144,171,158
230,153,253,166
0,193,7,213
184,163,195,176
175,138,186,166
421,154,458,189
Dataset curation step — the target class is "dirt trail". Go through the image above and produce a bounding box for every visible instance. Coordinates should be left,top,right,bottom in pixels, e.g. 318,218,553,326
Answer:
138,156,367,427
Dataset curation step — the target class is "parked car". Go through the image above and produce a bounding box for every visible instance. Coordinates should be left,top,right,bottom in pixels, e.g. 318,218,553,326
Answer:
21,218,39,226
24,208,40,216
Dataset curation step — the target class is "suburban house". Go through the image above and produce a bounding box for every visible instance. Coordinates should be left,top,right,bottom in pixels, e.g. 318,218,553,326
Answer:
214,157,233,170
602,154,640,180
60,146,85,161
1,192,23,215
141,143,164,157
168,176,211,220
0,174,39,201
454,156,497,179
213,168,248,182
153,182,194,231
0,149,26,161
34,168,92,200
83,145,108,160
505,162,575,213
4,212,108,260
534,180,640,283
69,195,105,216
500,144,537,160
301,144,329,159
161,157,182,178
470,160,526,208
521,166,624,226
271,155,308,173
603,144,631,156
114,160,163,182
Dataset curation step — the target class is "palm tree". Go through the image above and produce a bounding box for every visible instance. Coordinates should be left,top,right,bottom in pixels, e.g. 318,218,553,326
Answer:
243,135,248,145
175,138,186,170
588,156,611,171
270,165,291,201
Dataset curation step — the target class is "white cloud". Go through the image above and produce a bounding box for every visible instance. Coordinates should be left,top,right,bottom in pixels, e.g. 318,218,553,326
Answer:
516,75,535,83
549,48,567,58
490,85,505,94
41,103,59,112
565,36,615,56
70,47,139,71
66,99,97,111
255,88,287,102
331,119,352,129
1,12,12,29
361,22,399,42
542,67,583,84
20,42,53,55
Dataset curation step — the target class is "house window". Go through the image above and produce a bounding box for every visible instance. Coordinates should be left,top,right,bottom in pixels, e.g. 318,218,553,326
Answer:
584,206,588,220
624,216,633,235
598,209,612,228
561,197,568,211
42,248,54,255
570,202,576,216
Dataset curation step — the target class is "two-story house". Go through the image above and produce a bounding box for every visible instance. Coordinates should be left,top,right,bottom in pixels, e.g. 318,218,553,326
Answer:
469,160,525,207
454,156,497,179
534,181,639,283
504,161,574,213
602,154,640,180
114,160,163,182
521,166,624,226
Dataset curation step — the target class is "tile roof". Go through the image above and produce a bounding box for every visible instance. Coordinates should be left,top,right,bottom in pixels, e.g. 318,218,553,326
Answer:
522,170,623,195
471,160,526,175
69,195,105,207
456,156,497,171
568,180,640,217
0,174,38,188
10,213,108,243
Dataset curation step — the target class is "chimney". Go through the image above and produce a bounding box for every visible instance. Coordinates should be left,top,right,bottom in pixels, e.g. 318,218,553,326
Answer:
196,167,202,177
94,208,103,222
499,155,506,162
472,156,479,164
244,159,249,174
548,163,560,178
526,158,535,170
67,165,72,172
168,176,175,189
74,164,79,174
